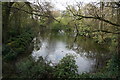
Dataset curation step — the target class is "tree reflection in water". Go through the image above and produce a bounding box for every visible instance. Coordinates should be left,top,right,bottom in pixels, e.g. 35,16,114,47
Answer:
32,30,113,73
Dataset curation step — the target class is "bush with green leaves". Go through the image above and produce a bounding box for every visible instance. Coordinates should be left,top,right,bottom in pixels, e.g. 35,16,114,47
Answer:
105,54,120,78
3,53,119,79
77,54,120,78
2,28,35,61
53,54,79,78
15,54,79,78
16,56,53,78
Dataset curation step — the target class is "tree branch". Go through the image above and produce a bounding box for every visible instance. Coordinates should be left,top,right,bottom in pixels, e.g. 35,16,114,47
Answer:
85,30,120,34
68,7,120,27
2,3,61,23
75,14,120,27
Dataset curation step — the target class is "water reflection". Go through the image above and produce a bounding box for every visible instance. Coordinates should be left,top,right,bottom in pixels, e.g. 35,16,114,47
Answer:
32,31,111,73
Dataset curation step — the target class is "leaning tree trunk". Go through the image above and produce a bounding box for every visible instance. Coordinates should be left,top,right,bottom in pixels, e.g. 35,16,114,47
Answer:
2,2,14,43
117,8,120,56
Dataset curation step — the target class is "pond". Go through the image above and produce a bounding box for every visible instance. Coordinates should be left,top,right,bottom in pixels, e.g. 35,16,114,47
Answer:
31,30,111,74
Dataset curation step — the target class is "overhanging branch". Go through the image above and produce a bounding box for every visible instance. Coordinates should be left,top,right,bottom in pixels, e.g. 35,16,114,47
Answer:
75,14,120,27
68,8,120,27
2,3,61,23
84,30,120,34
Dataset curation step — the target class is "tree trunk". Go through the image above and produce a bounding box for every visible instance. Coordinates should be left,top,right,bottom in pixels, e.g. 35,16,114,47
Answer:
117,7,120,56
2,2,14,43
99,2,104,40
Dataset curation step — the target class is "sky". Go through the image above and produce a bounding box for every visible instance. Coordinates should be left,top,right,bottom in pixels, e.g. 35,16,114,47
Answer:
51,0,98,10
28,0,99,10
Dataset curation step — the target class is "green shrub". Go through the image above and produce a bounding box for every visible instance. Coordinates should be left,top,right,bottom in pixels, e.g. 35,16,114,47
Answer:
16,54,79,78
105,54,120,78
16,56,53,78
3,50,17,60
53,54,78,78
2,28,35,61
77,54,120,78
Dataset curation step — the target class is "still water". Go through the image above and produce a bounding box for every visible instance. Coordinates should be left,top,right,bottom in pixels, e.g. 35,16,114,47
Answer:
31,31,111,73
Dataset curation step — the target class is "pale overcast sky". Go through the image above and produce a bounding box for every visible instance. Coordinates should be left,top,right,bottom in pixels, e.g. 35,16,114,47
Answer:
28,0,99,10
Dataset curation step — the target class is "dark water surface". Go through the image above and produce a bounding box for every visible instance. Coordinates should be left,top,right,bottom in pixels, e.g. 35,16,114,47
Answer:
31,31,111,73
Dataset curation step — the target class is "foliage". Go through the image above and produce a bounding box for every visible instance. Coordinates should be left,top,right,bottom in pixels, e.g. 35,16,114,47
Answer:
50,17,72,32
105,54,120,78
77,54,120,78
14,54,79,79
2,28,35,61
2,1,119,79
53,54,78,78
2,2,40,61
3,51,119,79
50,21,63,32
16,56,53,78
